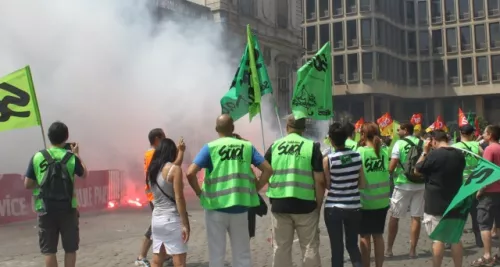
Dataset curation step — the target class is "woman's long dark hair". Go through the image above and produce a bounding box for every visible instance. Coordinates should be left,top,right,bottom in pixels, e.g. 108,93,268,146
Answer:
147,138,178,186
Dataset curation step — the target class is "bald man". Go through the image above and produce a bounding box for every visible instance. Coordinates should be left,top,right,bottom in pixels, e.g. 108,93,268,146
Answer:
186,114,273,267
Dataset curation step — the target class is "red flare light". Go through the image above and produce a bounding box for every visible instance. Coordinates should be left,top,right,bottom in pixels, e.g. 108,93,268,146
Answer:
127,198,143,207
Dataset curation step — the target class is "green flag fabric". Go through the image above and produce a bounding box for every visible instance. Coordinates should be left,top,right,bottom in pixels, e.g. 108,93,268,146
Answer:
430,153,500,243
246,25,262,121
220,27,272,122
291,42,333,120
0,66,41,132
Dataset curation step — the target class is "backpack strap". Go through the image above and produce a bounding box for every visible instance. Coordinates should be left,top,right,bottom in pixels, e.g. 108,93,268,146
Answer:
60,152,73,164
402,137,417,147
461,141,472,151
40,150,55,164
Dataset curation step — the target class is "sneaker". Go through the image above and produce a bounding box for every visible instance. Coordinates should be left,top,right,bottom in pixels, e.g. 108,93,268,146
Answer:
164,256,174,266
135,258,151,267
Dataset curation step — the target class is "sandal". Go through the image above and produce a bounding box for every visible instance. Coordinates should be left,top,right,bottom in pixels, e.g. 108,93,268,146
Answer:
471,256,494,267
384,252,393,258
493,255,500,264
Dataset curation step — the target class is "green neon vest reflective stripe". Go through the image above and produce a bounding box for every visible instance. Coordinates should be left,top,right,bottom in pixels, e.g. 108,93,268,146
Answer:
200,137,259,210
358,146,390,209
266,133,315,201
32,147,77,212
452,141,480,179
394,136,421,185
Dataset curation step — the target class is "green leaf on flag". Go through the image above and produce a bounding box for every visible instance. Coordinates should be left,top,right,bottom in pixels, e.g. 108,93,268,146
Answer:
291,42,333,120
220,25,272,122
430,154,500,243
0,66,42,132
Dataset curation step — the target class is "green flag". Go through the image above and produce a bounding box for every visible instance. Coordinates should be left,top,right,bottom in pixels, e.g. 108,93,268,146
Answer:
220,26,272,122
430,154,500,243
291,42,333,120
0,66,42,132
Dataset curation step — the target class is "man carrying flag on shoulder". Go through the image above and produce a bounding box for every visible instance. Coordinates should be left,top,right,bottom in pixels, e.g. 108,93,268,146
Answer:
135,128,185,267
451,124,484,248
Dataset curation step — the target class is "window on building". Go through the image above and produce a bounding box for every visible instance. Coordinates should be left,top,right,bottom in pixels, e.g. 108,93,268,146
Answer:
492,55,500,81
488,0,500,17
346,20,358,48
361,19,372,46
446,28,458,53
418,1,428,25
419,31,430,55
346,0,358,15
474,0,486,18
432,30,444,54
399,1,406,23
318,0,329,18
377,52,386,80
459,0,471,20
448,59,460,85
347,53,359,82
277,0,289,28
462,57,474,84
409,61,418,85
360,0,372,12
375,19,383,46
402,60,408,85
406,1,415,25
460,26,472,52
476,56,489,82
306,0,316,20
445,0,457,22
334,55,345,84
306,26,317,52
490,22,500,49
319,24,330,46
333,22,344,50
333,0,343,16
362,52,373,80
239,0,256,17
475,24,487,50
431,0,443,24
277,62,291,116
420,61,431,85
434,60,445,83
408,31,417,55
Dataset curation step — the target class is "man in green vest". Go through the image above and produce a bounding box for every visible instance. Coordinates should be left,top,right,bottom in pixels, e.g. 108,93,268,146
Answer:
386,123,424,258
322,122,358,156
186,114,273,267
24,121,87,267
452,124,484,247
265,114,325,267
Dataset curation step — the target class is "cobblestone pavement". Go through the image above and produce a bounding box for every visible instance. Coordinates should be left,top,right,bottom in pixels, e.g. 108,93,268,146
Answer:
0,201,490,267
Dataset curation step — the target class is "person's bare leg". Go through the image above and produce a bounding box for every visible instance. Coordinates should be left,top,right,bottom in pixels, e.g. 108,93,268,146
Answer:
44,254,58,267
492,222,497,237
172,253,187,267
152,245,166,267
385,216,399,255
409,217,421,257
359,235,371,267
139,237,153,259
450,242,463,267
481,230,493,259
431,241,445,267
373,234,385,267
64,252,76,267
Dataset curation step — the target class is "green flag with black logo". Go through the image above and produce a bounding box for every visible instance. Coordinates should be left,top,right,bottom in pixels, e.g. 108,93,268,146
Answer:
430,153,500,243
0,66,42,132
220,25,272,122
291,42,332,120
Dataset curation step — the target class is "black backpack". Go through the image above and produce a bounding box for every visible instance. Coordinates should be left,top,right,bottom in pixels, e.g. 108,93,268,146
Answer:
38,150,74,213
398,138,425,184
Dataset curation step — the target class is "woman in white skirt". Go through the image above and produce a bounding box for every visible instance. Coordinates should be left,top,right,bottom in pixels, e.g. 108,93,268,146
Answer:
147,138,190,267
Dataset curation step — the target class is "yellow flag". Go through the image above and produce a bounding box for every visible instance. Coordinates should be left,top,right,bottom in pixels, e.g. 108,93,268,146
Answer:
0,66,41,132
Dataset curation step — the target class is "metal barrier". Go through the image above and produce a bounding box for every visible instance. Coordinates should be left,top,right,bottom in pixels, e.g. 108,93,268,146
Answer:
107,169,122,203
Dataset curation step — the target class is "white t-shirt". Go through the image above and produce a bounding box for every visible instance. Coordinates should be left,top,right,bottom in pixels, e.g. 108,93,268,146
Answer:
391,139,425,191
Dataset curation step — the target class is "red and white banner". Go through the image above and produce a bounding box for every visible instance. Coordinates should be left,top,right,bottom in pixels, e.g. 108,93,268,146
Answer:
0,170,119,225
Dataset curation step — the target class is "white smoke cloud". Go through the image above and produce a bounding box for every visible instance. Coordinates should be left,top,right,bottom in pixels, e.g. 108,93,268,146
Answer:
0,0,280,177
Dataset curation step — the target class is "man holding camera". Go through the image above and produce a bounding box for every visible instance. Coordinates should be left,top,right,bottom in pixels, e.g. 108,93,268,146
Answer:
24,121,87,267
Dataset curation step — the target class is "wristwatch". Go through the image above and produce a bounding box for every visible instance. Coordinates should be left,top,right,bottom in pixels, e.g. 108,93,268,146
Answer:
421,152,427,157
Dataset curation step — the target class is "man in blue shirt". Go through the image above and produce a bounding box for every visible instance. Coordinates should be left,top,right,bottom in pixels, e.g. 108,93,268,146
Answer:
186,114,273,267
